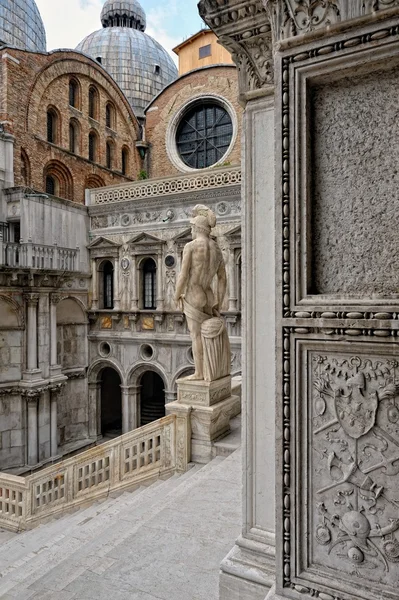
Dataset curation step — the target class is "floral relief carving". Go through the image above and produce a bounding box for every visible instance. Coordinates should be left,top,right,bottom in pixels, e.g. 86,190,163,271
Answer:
310,353,399,585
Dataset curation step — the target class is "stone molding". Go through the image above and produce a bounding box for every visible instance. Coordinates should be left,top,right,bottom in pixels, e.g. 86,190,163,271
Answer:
263,0,399,41
88,167,242,206
275,14,399,600
198,0,274,97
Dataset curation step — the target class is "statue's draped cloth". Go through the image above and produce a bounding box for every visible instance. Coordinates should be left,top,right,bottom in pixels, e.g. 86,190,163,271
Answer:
184,299,231,382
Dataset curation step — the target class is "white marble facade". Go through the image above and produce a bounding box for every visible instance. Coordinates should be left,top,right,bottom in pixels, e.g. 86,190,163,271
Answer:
86,170,242,435
198,1,399,600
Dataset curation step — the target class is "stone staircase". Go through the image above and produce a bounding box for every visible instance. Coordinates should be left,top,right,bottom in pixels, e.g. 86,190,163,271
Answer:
0,449,241,600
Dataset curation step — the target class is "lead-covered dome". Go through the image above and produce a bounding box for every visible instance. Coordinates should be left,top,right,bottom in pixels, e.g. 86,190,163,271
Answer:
76,0,177,120
101,0,146,31
0,0,46,52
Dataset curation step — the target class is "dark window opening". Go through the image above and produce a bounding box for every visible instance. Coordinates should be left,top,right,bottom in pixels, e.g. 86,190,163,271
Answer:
69,122,76,153
154,64,161,75
103,261,114,309
106,104,112,128
46,175,56,196
69,80,78,107
106,142,112,169
143,258,157,310
176,102,233,169
96,56,102,64
121,148,128,175
89,87,98,119
140,372,165,426
47,110,56,143
89,132,97,162
199,44,212,59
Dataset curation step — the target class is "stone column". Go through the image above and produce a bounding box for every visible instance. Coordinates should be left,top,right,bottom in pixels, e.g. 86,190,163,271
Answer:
24,294,40,374
88,380,101,439
128,385,140,430
130,255,139,311
26,392,39,466
227,249,238,312
91,259,98,310
198,2,277,598
120,385,130,434
113,256,120,310
50,391,58,456
156,252,164,312
49,294,63,379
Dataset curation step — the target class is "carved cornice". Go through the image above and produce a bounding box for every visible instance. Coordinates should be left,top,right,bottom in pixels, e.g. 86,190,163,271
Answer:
198,0,274,98
198,0,399,75
262,0,399,41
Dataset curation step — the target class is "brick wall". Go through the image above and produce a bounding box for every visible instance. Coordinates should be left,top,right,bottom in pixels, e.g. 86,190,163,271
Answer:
0,48,143,204
145,65,242,178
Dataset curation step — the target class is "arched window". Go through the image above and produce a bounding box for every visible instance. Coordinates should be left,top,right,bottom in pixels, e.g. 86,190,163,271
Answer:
43,160,73,201
106,140,113,169
88,86,99,119
69,79,78,108
142,258,157,310
89,131,98,162
45,175,56,196
20,149,30,186
69,120,77,154
121,147,129,175
47,108,58,144
106,103,115,129
102,261,114,309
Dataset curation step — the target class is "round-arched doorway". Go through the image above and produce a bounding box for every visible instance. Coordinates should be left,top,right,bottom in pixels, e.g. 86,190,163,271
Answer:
140,372,165,426
100,367,122,436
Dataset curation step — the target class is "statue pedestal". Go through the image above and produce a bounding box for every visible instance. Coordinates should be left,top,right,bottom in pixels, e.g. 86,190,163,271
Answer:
167,376,240,463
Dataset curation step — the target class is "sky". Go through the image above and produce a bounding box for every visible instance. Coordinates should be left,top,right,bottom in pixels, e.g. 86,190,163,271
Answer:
35,0,205,63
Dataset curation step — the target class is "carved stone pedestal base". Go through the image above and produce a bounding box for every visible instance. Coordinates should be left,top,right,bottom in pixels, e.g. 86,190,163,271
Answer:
169,377,240,463
176,375,232,407
219,534,276,600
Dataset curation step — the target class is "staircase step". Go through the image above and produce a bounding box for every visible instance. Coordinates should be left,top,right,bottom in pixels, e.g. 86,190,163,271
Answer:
0,455,234,597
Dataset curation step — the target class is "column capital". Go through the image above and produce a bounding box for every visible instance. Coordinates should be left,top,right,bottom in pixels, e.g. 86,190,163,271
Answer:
50,293,62,305
22,387,43,401
24,293,40,306
49,382,65,395
198,0,274,101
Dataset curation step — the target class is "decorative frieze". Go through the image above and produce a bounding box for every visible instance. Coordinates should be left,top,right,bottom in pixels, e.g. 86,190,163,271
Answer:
88,167,242,206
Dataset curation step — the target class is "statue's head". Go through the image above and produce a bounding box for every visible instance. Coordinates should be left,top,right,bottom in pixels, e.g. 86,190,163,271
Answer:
190,204,216,237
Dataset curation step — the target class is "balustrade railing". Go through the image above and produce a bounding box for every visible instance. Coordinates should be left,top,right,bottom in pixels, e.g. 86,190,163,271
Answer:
0,413,190,532
88,166,242,205
0,241,79,271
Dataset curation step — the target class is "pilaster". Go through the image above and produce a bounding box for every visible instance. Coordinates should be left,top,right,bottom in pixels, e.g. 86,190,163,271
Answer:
198,0,277,597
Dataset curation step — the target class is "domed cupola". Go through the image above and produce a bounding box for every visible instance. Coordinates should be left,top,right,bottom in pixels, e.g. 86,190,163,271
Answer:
76,0,177,121
100,0,146,32
0,0,46,53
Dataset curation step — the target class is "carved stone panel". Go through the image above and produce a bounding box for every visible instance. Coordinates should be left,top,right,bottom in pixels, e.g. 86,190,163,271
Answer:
294,341,399,600
311,66,399,296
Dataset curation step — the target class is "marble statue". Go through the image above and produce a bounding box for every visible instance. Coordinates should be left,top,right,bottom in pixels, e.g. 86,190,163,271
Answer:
174,204,231,382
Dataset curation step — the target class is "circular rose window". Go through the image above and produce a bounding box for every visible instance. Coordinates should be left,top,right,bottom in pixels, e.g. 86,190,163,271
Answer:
176,101,233,170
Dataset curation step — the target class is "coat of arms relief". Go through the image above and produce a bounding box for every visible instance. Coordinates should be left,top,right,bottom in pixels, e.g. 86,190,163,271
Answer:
311,354,399,587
